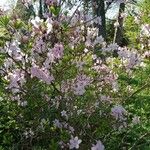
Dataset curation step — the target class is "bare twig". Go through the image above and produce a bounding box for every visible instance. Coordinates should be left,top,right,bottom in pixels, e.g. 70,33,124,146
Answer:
128,132,150,150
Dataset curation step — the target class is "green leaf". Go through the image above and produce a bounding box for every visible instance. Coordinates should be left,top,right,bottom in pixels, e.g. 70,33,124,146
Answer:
14,19,24,29
0,16,10,27
50,6,61,16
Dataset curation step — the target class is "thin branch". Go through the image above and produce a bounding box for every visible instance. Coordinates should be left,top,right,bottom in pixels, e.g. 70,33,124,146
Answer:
128,79,150,98
67,1,82,26
128,132,150,150
69,16,97,29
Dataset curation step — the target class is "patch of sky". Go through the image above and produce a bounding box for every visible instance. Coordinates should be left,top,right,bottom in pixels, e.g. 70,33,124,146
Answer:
0,0,139,20
0,0,18,11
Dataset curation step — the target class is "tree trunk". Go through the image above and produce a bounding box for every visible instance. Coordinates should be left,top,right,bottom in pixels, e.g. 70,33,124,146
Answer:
92,0,106,40
114,3,125,46
39,0,43,18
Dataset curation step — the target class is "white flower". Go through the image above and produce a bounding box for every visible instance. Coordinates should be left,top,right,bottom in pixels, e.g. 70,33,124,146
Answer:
94,36,104,46
29,129,34,136
134,16,140,24
85,39,92,47
69,126,75,133
127,52,140,69
104,43,118,52
91,140,105,150
46,18,53,34
61,110,67,117
59,141,65,149
114,21,119,27
112,81,119,92
31,16,43,29
93,16,102,25
144,51,150,58
24,129,34,138
140,24,150,37
118,48,129,58
69,136,82,149
87,27,98,38
61,110,68,119
76,61,85,70
92,54,97,60
132,116,140,125
18,101,28,107
84,48,89,53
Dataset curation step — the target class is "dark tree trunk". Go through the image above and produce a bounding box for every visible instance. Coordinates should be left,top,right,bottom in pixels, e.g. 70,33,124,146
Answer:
115,3,125,46
92,0,106,40
39,0,43,18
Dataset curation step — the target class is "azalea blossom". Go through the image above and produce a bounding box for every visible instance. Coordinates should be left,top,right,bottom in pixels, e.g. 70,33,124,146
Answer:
140,24,150,37
91,140,105,150
69,136,82,149
31,16,43,29
132,116,140,125
7,69,25,90
31,65,54,84
46,18,53,34
18,100,28,107
53,119,62,128
32,37,46,53
111,105,126,120
46,0,57,5
61,110,68,119
94,36,104,46
52,43,64,59
72,74,91,95
93,16,102,25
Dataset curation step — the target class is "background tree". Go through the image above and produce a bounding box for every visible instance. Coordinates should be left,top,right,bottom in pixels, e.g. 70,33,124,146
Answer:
92,0,106,39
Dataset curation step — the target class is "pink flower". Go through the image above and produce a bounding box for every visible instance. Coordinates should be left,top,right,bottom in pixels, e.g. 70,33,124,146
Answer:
44,44,64,66
104,43,119,52
94,36,104,46
69,136,82,149
5,41,23,61
31,65,54,84
52,43,64,59
45,0,57,5
8,72,20,89
111,105,126,120
8,69,25,89
60,80,70,93
32,37,46,53
125,52,140,69
53,119,62,128
73,85,86,95
91,140,105,150
93,16,102,25
72,74,91,95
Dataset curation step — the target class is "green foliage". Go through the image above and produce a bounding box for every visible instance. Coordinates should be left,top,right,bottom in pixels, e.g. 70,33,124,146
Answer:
124,15,140,48
124,0,150,49
0,16,10,27
50,6,61,16
0,16,10,46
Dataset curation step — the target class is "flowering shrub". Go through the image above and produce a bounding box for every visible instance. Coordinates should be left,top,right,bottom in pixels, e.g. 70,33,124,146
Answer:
0,0,150,149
